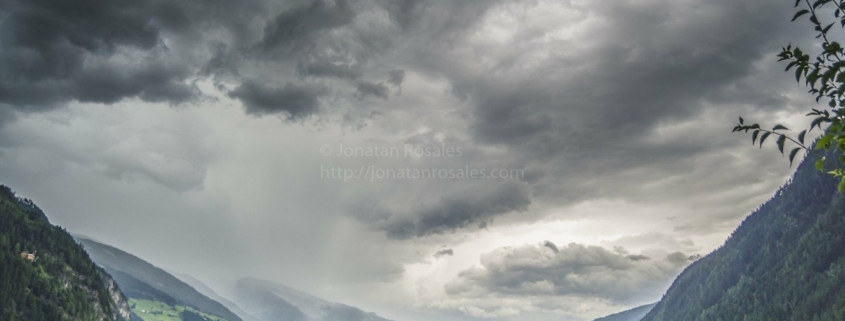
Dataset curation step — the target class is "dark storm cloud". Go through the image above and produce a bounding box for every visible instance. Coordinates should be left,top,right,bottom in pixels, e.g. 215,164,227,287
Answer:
74,62,198,105
445,242,696,303
381,0,503,38
355,81,391,100
0,0,203,110
227,80,327,119
375,0,815,235
297,59,364,80
258,0,355,53
434,249,454,258
372,181,531,239
387,70,405,87
459,0,797,151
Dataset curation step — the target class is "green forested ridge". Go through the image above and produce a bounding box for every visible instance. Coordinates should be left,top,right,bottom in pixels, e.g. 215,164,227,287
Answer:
642,149,845,321
0,185,129,321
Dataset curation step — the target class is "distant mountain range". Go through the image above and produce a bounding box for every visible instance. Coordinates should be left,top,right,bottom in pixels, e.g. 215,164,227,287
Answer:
641,148,845,320
218,277,396,321
171,273,260,321
593,303,655,321
76,237,243,321
76,236,396,321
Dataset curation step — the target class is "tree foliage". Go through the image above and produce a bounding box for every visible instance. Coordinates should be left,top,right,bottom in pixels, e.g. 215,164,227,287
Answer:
734,0,845,190
0,185,127,321
642,148,845,321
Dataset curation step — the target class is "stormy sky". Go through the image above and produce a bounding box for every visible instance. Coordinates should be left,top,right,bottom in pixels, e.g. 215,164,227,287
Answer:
0,0,825,320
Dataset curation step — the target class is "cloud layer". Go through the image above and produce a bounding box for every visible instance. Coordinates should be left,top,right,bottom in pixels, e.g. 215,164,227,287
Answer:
0,0,822,320
442,242,696,318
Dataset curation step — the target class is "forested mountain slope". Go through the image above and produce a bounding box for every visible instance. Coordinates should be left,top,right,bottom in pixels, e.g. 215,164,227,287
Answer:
642,150,845,321
0,185,131,321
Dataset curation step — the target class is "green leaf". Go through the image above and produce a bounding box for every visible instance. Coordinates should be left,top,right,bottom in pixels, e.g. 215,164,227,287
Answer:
739,116,744,125
793,9,810,21
773,124,789,131
777,134,787,154
798,130,807,145
752,130,760,145
817,134,833,149
839,177,845,191
789,147,802,167
760,132,771,147
816,158,826,171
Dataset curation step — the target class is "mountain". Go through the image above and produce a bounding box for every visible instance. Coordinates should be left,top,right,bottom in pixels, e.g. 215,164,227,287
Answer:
0,185,131,321
172,273,260,321
224,277,395,321
593,303,656,321
642,149,845,321
75,237,242,321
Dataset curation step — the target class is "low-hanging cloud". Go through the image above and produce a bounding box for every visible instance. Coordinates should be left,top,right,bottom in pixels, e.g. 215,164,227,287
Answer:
443,242,698,317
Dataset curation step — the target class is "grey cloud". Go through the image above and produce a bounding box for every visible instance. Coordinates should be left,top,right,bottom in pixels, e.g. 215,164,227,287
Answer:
627,255,651,262
387,70,405,86
297,59,363,80
666,252,701,265
542,241,559,253
74,61,198,105
372,181,531,239
434,249,454,258
381,0,814,233
258,0,355,53
355,81,390,100
445,242,694,305
387,69,405,94
228,80,327,119
381,0,422,31
382,0,502,39
607,232,699,254
0,0,204,110
460,0,795,152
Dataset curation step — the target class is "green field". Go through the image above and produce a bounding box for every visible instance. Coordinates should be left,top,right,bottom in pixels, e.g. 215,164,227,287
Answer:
130,299,228,321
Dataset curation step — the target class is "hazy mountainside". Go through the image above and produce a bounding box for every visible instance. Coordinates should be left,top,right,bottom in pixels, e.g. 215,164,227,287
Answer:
593,303,656,321
173,273,259,321
0,185,131,321
227,277,395,321
642,149,845,321
76,237,241,321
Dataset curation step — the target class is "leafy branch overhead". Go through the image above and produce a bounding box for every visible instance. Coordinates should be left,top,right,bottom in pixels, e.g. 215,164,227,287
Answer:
734,0,845,191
